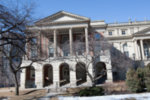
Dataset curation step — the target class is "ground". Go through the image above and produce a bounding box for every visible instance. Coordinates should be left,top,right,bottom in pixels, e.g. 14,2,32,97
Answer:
0,82,144,100
0,87,56,100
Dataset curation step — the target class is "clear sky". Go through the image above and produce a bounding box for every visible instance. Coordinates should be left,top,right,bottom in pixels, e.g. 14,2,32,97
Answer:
1,0,150,23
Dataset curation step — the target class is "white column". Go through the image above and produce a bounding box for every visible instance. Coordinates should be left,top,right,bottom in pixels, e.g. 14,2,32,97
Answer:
53,29,57,57
105,51,113,83
53,63,60,88
86,63,93,86
20,69,26,89
85,27,89,54
140,39,145,60
134,40,139,59
35,65,43,88
70,63,77,87
69,28,73,56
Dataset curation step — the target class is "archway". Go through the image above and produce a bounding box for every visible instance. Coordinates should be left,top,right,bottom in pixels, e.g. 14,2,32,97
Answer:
95,62,107,84
25,66,36,88
76,62,87,85
43,64,53,87
59,63,70,86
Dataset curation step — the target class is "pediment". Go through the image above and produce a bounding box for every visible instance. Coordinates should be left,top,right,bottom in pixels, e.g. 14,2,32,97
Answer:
52,15,79,22
35,11,90,25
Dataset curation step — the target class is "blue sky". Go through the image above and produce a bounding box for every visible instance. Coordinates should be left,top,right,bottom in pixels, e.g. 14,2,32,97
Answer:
1,0,150,23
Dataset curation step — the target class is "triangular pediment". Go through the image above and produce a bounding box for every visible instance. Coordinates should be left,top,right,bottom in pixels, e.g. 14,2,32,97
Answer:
35,11,90,25
52,15,79,22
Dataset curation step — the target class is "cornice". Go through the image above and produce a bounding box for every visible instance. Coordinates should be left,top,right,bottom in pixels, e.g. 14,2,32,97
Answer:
31,20,90,27
106,33,150,41
107,21,150,28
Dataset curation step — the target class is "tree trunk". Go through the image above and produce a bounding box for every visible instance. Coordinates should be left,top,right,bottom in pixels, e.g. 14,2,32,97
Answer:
86,71,96,87
14,73,19,95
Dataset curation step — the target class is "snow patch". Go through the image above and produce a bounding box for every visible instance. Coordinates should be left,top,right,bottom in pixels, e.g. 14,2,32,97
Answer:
58,93,150,100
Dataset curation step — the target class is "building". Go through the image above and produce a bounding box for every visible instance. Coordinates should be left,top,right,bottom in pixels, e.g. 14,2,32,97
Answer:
20,11,150,89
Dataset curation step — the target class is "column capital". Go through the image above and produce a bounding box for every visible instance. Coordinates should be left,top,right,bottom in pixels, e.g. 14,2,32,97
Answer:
69,27,72,29
53,29,57,32
84,27,88,29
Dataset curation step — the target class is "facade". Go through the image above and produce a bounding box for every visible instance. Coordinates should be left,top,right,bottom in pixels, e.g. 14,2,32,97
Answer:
20,11,150,89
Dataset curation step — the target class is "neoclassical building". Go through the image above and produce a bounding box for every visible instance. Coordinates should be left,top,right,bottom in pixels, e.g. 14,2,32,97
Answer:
20,11,150,89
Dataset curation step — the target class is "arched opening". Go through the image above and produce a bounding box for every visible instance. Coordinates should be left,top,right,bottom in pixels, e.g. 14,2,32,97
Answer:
95,62,107,84
59,63,70,86
43,64,53,87
25,66,36,88
76,62,87,86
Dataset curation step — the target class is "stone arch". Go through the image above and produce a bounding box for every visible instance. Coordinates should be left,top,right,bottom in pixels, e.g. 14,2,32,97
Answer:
25,66,36,88
76,62,87,86
43,64,53,87
59,63,70,86
95,62,107,84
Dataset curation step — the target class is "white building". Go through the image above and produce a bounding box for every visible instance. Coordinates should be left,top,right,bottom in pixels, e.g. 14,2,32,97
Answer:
20,11,150,89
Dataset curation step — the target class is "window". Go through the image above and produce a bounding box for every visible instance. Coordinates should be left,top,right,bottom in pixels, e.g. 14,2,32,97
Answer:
123,43,129,57
31,48,37,58
49,47,54,57
144,43,150,58
62,36,69,44
31,38,37,45
75,35,82,42
95,33,101,40
124,51,129,57
108,31,112,35
50,37,53,42
122,30,126,35
63,51,69,56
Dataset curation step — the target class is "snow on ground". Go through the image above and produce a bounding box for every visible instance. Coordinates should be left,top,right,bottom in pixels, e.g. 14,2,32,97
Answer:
58,93,150,100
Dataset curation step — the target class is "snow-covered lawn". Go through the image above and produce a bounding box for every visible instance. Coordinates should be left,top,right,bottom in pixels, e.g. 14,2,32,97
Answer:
58,93,150,100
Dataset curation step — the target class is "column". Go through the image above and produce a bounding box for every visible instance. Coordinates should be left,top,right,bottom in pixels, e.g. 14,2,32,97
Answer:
20,69,26,89
35,64,43,88
69,28,73,56
53,63,60,89
85,27,89,54
134,40,139,59
140,39,145,60
53,29,57,57
86,63,93,86
70,63,77,87
105,51,113,83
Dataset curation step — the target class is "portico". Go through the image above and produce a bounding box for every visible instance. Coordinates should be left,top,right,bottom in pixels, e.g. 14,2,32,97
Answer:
51,27,89,57
134,36,150,61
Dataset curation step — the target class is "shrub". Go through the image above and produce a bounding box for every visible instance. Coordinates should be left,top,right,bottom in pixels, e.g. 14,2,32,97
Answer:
136,67,145,90
126,68,143,92
126,64,150,93
144,64,150,91
79,86,104,96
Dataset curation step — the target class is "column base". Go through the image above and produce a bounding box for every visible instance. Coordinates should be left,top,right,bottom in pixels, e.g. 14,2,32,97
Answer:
105,79,113,83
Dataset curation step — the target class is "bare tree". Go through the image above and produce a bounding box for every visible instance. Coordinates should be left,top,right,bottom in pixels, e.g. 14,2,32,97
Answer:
0,0,39,95
64,30,134,87
62,31,112,87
